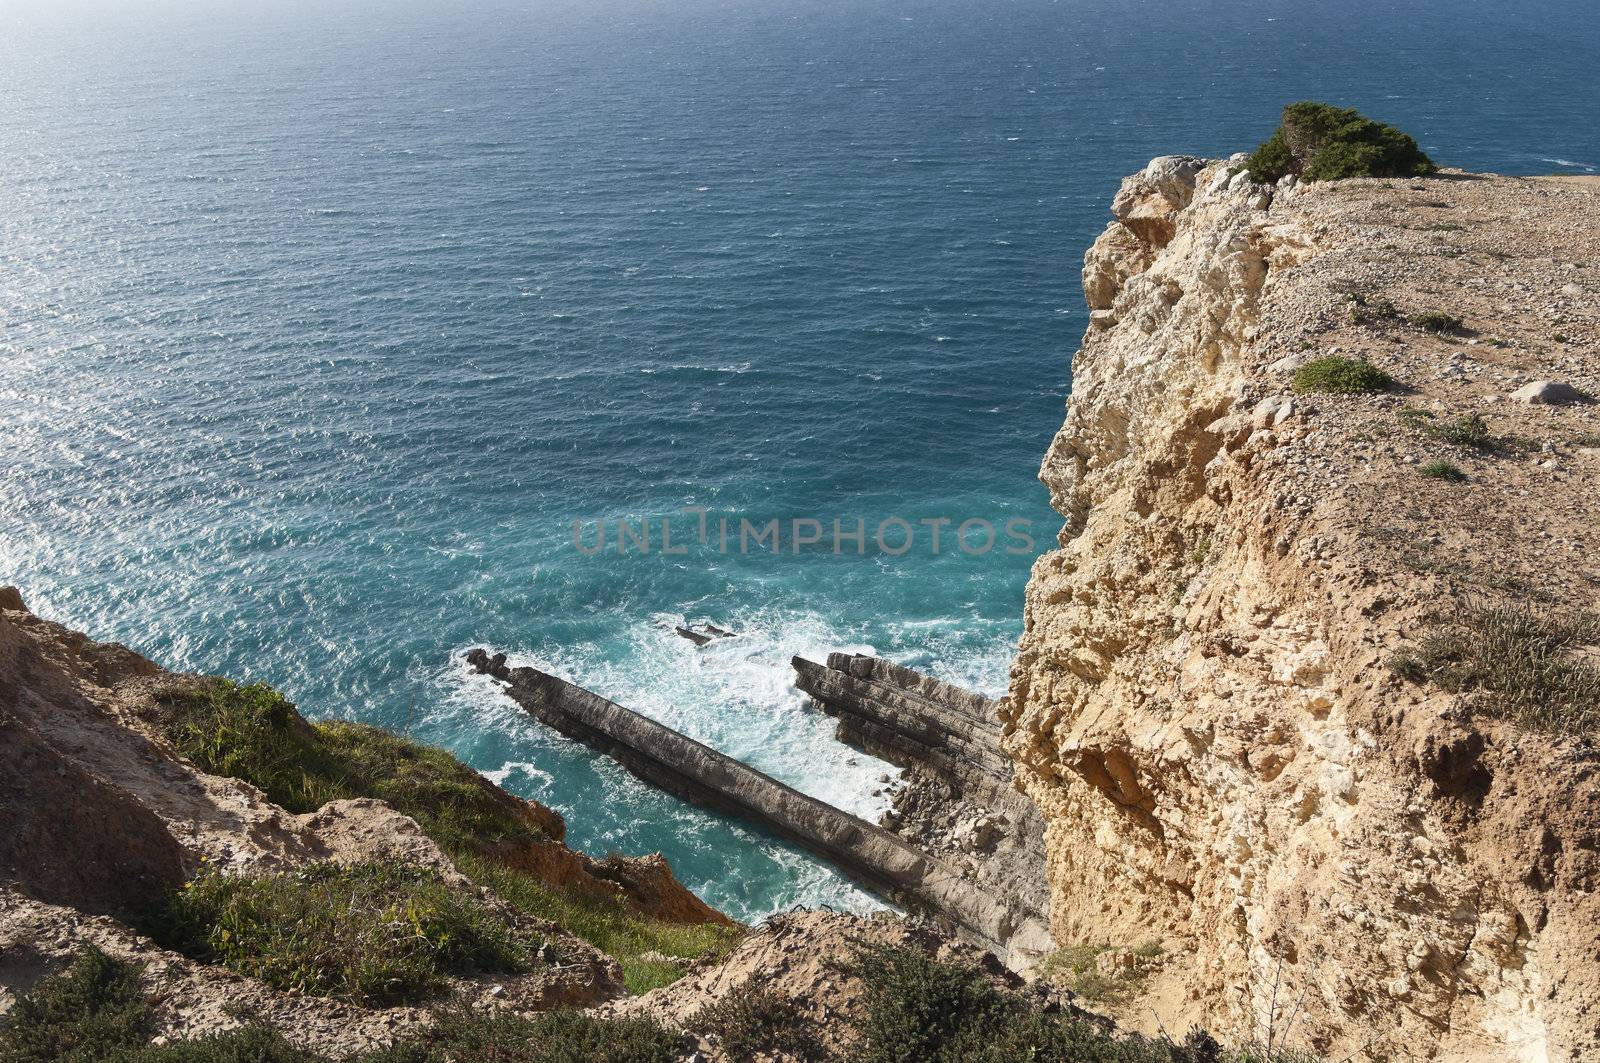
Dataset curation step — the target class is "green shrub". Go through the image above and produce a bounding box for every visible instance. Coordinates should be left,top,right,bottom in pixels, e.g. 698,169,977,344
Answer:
843,943,1198,1063
141,1024,321,1063
1040,942,1165,1006
352,1007,684,1063
1412,311,1465,334
314,721,545,855
0,947,153,1062
1246,102,1436,183
1419,461,1468,482
147,861,536,1005
692,989,822,1060
1291,356,1392,395
1390,605,1600,734
1348,293,1399,325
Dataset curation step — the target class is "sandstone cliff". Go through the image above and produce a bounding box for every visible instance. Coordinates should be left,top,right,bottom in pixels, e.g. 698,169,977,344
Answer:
1004,160,1599,1061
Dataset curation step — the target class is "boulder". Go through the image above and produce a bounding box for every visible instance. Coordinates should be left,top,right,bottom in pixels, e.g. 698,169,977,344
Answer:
1511,380,1588,405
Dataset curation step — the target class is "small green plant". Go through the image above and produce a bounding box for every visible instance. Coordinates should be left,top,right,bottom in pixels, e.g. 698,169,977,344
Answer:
1246,102,1437,183
146,861,536,1005
692,989,822,1060
353,1007,684,1063
1412,311,1465,334
155,682,545,854
1426,414,1494,450
1398,407,1436,427
1422,222,1467,232
1390,604,1600,734
155,681,338,813
1419,460,1468,482
1291,356,1392,395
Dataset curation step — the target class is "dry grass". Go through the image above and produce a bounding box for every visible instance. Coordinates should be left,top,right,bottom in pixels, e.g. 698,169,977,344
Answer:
1391,603,1600,734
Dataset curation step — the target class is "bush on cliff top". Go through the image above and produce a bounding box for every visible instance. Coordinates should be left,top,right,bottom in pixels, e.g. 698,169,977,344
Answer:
353,1007,685,1063
460,853,735,994
1291,356,1392,395
1246,102,1437,183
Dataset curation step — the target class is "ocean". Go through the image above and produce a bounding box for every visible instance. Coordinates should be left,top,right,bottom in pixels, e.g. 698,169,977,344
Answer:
2,0,1595,921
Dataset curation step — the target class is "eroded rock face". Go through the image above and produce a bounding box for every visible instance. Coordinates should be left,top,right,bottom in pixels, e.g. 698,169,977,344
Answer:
1004,164,1600,1061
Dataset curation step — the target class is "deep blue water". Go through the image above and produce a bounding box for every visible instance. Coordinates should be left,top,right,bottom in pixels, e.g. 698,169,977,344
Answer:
3,0,1596,920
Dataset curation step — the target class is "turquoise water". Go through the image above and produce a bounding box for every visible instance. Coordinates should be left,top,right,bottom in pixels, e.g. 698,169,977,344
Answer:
2,0,1595,921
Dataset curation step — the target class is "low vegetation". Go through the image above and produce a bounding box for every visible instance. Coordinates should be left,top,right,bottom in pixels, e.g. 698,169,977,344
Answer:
1246,102,1436,183
842,943,1217,1063
1391,603,1600,734
1411,310,1465,334
0,949,681,1063
145,860,535,1005
1347,292,1399,325
156,681,544,853
1040,942,1164,1006
1291,356,1392,395
150,681,736,995
461,855,735,994
1419,460,1468,482
1425,413,1494,450
356,1007,684,1063
692,989,823,1060
5,944,1331,1063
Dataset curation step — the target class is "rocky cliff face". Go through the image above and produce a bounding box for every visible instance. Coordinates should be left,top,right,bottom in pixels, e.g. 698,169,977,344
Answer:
1004,160,1600,1061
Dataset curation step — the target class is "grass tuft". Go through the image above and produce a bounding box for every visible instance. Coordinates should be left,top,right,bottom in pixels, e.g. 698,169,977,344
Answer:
460,855,736,994
1291,356,1392,395
1419,460,1468,482
1425,414,1494,450
156,682,545,854
0,950,680,1063
1391,604,1600,734
0,947,153,1062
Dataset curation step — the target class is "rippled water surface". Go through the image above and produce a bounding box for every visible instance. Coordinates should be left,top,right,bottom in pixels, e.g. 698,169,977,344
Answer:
2,0,1595,919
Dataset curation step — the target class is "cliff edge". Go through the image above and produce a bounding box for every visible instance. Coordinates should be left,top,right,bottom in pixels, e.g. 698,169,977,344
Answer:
1005,159,1599,1062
